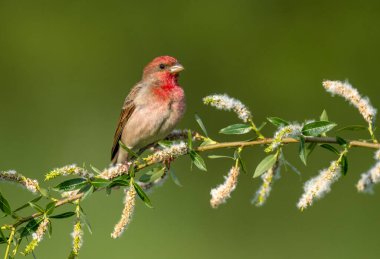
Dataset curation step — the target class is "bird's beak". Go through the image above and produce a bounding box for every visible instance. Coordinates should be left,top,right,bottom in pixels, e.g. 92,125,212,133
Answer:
169,63,184,74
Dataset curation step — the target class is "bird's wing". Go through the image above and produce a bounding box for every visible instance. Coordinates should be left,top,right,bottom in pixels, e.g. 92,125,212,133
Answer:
111,85,142,162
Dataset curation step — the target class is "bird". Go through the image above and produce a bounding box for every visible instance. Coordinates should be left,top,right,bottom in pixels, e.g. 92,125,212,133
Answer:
111,56,186,165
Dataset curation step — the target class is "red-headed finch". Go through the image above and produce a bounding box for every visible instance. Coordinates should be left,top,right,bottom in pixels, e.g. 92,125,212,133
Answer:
111,56,186,164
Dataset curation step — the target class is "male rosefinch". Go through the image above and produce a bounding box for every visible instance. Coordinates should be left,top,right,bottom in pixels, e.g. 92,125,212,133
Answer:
111,56,185,164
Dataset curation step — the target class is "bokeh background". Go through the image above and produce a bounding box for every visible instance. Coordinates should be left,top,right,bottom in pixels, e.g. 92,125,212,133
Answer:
1,0,380,258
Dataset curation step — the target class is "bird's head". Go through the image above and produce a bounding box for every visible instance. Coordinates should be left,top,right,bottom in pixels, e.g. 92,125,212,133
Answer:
142,56,184,80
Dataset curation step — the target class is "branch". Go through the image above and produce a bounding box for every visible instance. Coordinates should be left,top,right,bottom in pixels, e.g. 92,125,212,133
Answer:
1,80,380,258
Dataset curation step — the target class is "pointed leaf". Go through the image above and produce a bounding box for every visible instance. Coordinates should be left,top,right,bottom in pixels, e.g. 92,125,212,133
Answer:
132,180,153,208
13,196,42,213
28,202,44,213
79,184,94,201
320,110,329,121
299,136,307,165
187,130,193,150
54,178,88,192
19,218,42,238
79,208,93,234
219,124,252,135
207,155,234,159
306,142,317,158
336,136,348,146
253,154,277,178
320,144,340,155
336,125,367,132
0,192,12,215
45,202,56,215
50,212,76,219
267,117,289,127
302,121,337,136
189,150,207,171
90,178,110,188
257,122,267,131
195,114,208,137
119,141,139,159
340,154,349,175
139,167,165,183
90,165,102,174
199,139,217,147
169,169,182,187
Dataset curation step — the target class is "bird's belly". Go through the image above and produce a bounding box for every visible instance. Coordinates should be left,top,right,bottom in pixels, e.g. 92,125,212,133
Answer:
121,99,184,150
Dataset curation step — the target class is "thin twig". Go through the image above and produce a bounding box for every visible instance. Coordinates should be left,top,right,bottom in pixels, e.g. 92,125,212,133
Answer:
8,136,380,229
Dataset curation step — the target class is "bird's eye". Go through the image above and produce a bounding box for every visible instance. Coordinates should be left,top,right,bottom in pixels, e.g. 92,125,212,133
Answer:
159,63,165,69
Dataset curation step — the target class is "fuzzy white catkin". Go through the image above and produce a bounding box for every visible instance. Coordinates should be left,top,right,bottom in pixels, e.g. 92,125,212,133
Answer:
203,94,252,122
356,162,380,193
71,220,83,255
297,161,341,210
45,164,93,181
266,124,302,152
99,163,130,180
375,149,380,161
252,162,280,206
111,185,136,238
32,218,49,242
149,141,188,162
210,166,240,208
0,170,39,193
323,80,377,125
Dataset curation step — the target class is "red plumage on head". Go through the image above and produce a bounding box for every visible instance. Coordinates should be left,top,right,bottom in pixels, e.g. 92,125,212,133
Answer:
143,56,178,78
142,56,184,100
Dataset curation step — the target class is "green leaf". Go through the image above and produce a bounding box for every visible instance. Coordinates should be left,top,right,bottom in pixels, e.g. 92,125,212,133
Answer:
336,125,367,132
19,218,42,238
195,114,208,137
0,237,7,244
0,228,6,244
199,139,217,147
79,184,94,201
39,187,49,197
267,117,289,127
306,142,317,158
48,221,53,237
189,150,207,171
90,165,102,174
320,144,340,155
139,167,165,183
282,159,302,175
299,136,307,165
169,169,182,187
13,196,42,213
157,140,173,148
257,122,267,131
50,211,76,219
45,202,56,215
253,154,277,178
340,154,349,175
0,192,12,215
54,178,88,192
132,180,153,208
219,124,252,135
187,130,193,150
119,141,139,159
207,155,234,159
336,136,348,146
320,110,329,121
79,207,92,234
108,179,130,190
302,121,337,136
90,178,110,188
28,202,44,213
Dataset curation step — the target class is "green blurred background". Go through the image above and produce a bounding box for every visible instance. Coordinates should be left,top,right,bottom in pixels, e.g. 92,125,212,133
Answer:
1,0,380,258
